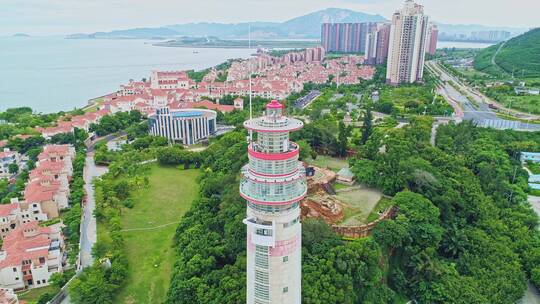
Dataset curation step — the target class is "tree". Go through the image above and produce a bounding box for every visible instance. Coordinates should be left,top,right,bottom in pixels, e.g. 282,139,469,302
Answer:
360,106,373,145
37,293,54,304
297,140,312,161
8,163,18,174
337,121,349,157
69,267,115,304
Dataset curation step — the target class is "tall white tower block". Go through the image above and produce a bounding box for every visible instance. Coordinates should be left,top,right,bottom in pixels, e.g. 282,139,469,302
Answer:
241,100,307,304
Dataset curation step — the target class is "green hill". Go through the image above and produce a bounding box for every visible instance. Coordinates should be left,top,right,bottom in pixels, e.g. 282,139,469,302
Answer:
475,28,540,77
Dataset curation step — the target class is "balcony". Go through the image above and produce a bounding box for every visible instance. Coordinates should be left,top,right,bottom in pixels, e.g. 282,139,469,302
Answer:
248,142,299,161
239,179,307,206
243,218,276,247
244,116,303,133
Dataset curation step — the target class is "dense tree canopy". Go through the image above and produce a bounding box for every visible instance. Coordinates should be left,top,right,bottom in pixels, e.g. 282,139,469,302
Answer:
351,119,540,303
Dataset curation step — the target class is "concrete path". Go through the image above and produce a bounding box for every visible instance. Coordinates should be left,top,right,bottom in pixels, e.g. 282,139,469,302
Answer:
79,153,109,269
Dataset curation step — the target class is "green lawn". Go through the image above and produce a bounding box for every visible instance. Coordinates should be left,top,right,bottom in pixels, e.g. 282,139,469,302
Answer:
455,67,491,79
527,162,540,175
114,165,199,304
83,97,104,113
502,95,540,115
335,186,384,226
307,155,349,172
366,197,393,223
17,285,59,304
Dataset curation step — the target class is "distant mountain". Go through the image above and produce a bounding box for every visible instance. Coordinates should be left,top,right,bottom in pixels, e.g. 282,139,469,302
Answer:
66,8,387,40
67,27,179,39
435,23,527,36
273,8,386,37
475,28,540,77
165,22,284,39
12,33,30,37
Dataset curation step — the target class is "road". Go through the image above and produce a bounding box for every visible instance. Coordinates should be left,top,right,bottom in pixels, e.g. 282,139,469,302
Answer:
56,137,114,304
491,41,506,66
79,153,108,268
294,90,321,109
427,61,540,131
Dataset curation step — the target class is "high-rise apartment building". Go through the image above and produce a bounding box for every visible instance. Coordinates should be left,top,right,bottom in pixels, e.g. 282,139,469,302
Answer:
470,30,511,42
365,23,392,65
426,24,439,55
321,23,377,53
386,0,430,85
241,100,307,304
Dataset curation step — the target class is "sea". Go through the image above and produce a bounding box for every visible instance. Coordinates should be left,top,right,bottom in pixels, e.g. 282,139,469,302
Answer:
0,36,253,113
437,41,494,49
0,37,492,114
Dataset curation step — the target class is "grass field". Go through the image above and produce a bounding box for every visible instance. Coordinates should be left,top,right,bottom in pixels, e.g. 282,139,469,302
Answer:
336,185,384,226
502,95,540,115
366,197,393,223
307,155,349,172
17,285,59,304
527,162,540,175
455,67,491,79
113,165,199,304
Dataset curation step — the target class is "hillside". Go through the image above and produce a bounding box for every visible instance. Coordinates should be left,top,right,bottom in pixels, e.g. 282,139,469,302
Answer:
475,28,540,77
67,8,386,40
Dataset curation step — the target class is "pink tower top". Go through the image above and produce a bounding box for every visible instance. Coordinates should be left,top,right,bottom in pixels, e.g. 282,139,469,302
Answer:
266,100,284,109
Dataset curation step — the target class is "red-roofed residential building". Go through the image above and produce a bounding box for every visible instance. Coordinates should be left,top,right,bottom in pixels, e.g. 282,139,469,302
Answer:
151,71,192,90
169,100,235,113
0,289,18,304
14,144,76,222
23,179,66,219
0,204,20,240
0,222,64,290
36,124,74,140
37,145,75,175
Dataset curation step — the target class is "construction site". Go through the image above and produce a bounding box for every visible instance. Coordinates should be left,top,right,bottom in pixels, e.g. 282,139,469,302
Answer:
301,165,395,238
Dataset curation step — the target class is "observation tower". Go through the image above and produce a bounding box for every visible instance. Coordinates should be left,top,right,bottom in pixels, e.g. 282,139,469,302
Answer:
241,100,306,304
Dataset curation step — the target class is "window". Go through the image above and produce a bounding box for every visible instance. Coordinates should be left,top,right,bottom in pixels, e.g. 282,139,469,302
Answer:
256,228,272,236
283,287,288,293
12,267,16,272
283,256,288,263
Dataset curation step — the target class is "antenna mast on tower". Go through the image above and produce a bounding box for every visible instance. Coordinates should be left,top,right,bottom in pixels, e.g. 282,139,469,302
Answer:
248,24,253,141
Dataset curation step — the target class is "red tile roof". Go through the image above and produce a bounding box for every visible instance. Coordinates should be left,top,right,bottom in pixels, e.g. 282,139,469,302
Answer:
0,204,19,217
0,221,52,268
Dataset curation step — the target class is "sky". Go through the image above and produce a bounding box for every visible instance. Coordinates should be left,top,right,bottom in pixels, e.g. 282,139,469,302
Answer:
1,0,539,36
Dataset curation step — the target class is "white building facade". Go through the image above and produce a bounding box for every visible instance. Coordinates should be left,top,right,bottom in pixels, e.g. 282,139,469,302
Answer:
0,150,21,179
148,108,217,145
386,0,429,85
241,100,307,304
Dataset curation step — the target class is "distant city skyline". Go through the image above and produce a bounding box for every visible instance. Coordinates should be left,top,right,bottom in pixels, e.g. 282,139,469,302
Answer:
1,0,539,36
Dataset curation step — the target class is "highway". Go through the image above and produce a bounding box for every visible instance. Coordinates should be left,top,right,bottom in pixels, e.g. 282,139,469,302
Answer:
427,61,540,132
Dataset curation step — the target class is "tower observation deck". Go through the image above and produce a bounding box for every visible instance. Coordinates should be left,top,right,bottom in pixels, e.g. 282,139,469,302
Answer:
241,100,306,304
